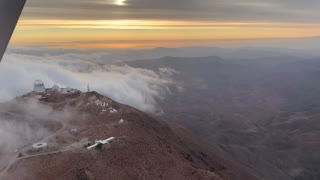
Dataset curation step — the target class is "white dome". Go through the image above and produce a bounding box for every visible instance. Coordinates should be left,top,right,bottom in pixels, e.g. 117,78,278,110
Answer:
34,80,44,86
32,142,47,149
52,84,60,90
33,80,45,93
32,142,48,151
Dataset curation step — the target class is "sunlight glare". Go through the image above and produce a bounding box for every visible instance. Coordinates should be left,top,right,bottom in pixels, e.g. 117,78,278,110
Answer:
115,0,126,6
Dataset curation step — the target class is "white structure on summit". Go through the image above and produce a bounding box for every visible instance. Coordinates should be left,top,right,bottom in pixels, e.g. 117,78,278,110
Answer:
32,142,48,151
62,86,76,94
110,108,118,113
52,84,60,91
33,80,45,93
86,137,115,150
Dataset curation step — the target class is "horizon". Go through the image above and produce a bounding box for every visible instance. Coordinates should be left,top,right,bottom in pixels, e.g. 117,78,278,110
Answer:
1,1,320,179
10,0,320,48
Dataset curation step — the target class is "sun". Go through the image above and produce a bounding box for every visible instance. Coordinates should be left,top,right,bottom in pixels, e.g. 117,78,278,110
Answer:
115,0,126,6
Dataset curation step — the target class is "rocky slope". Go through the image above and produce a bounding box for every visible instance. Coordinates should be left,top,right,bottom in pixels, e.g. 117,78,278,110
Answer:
0,89,233,180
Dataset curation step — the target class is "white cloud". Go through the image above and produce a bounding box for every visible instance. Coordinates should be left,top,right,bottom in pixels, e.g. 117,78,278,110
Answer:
0,98,81,173
0,49,172,113
0,48,173,177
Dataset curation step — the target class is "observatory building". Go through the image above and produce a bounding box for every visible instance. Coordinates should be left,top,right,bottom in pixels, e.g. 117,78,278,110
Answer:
32,142,48,152
33,80,45,93
52,84,60,91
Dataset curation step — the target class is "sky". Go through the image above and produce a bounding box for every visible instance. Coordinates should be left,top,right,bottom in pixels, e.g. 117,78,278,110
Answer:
11,0,320,48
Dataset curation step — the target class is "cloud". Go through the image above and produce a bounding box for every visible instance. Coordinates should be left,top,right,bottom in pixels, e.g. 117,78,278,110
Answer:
0,48,173,113
0,98,84,177
0,118,49,169
0,47,173,174
21,0,320,23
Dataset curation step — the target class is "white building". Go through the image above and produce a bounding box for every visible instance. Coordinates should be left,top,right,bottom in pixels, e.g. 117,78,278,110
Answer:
33,80,45,93
52,84,60,91
32,142,48,151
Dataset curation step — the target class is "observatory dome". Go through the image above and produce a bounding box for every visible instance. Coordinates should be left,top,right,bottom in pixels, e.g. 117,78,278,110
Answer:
52,84,60,91
33,80,45,93
32,142,48,151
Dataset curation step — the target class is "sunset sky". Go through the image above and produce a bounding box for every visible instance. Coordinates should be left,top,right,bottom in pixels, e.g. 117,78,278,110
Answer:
11,0,320,48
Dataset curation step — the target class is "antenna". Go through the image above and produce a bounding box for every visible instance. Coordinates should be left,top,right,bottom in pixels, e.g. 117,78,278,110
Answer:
87,83,90,92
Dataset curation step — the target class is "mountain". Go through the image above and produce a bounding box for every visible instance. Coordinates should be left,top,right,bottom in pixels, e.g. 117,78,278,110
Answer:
128,56,320,180
0,89,257,180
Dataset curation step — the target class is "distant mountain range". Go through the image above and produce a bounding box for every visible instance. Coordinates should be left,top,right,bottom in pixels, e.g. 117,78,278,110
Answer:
7,38,320,64
128,55,320,180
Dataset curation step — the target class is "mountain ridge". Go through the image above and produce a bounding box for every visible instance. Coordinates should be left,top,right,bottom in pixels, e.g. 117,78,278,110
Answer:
0,89,239,180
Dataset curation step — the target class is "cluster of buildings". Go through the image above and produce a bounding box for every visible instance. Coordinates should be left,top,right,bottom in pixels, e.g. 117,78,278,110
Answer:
33,80,77,95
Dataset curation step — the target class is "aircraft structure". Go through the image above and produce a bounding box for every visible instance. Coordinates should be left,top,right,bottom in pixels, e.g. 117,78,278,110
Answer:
0,0,26,62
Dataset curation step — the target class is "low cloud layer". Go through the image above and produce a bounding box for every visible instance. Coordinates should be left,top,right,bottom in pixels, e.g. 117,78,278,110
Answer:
0,98,84,178
0,48,173,113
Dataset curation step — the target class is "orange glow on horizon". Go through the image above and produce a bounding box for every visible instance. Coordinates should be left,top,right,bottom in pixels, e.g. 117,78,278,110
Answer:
17,19,320,30
11,19,320,48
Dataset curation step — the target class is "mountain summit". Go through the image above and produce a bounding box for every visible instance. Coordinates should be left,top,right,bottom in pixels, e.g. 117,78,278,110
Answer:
0,88,228,180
